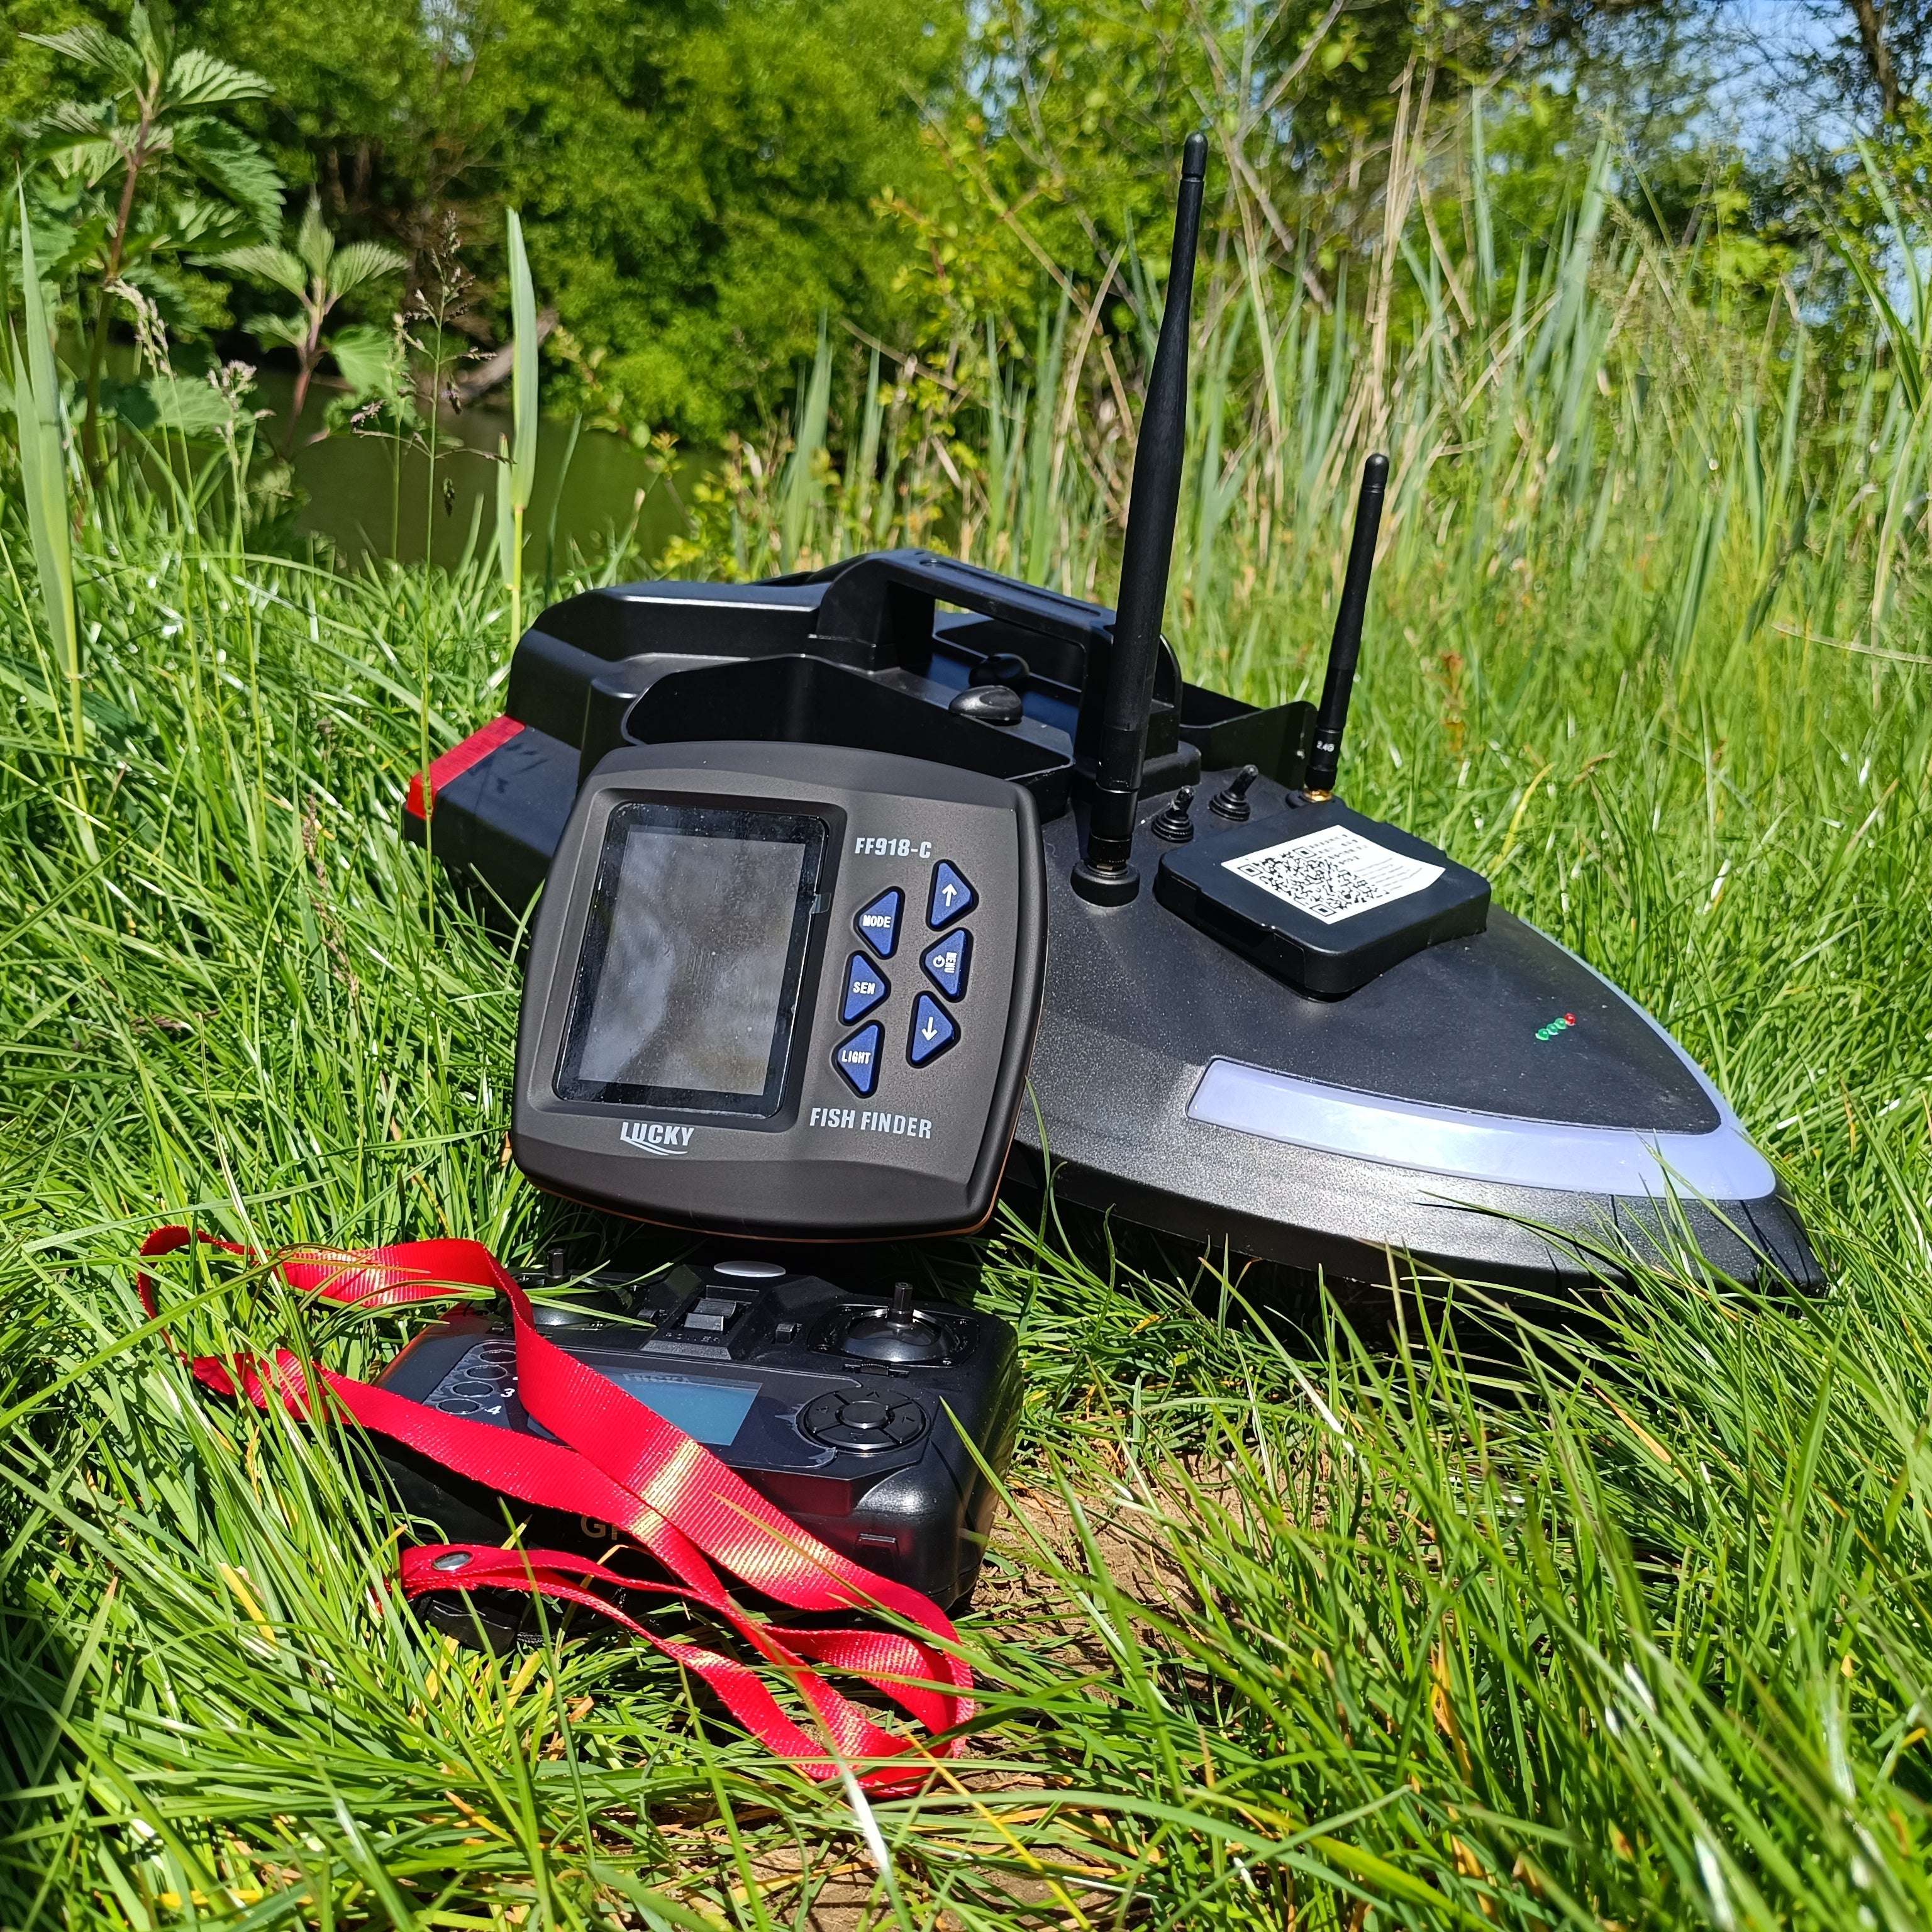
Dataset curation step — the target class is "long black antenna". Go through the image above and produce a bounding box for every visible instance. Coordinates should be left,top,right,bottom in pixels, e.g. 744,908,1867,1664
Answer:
1301,452,1389,800
1071,130,1209,908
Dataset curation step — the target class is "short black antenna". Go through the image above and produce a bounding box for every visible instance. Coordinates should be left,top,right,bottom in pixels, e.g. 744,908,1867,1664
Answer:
1071,130,1208,908
1301,452,1389,799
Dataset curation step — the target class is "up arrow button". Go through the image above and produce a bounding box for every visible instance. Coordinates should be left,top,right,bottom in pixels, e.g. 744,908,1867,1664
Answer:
926,860,976,930
906,993,959,1067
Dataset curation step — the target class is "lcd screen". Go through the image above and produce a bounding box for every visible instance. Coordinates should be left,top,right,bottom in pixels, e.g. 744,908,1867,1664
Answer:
557,804,827,1114
606,1370,760,1446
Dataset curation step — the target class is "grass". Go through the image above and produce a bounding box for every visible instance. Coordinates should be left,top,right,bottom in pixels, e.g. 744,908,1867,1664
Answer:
4,141,1932,1929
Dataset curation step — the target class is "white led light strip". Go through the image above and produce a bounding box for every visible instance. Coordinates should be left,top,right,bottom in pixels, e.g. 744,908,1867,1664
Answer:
1187,1058,1776,1201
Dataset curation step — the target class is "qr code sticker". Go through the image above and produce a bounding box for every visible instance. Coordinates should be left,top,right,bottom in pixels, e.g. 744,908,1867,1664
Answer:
1224,823,1443,926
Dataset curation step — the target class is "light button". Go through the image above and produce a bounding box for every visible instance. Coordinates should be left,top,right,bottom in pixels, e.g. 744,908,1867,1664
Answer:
921,929,971,1000
833,1022,883,1097
840,952,891,1023
926,861,975,930
908,994,958,1067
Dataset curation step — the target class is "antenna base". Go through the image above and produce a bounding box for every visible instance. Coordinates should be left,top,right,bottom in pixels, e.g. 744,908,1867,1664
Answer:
1070,856,1141,907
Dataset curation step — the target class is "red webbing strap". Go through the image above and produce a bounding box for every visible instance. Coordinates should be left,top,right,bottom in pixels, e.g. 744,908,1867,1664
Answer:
136,1228,972,1787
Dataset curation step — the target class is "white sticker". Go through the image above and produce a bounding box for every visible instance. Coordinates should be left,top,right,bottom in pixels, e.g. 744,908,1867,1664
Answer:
1223,823,1443,925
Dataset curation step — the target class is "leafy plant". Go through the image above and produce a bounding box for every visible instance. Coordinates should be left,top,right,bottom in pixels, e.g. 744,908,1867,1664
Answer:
214,194,404,458
24,4,282,480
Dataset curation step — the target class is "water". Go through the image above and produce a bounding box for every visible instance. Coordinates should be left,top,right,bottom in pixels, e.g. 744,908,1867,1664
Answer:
250,369,708,574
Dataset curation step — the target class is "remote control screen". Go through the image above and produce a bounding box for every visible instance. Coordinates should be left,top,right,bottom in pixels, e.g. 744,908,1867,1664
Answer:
604,1368,760,1445
557,803,827,1113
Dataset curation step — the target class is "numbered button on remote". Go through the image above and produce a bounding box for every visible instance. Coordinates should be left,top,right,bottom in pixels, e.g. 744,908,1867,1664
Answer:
907,994,958,1067
921,930,971,1000
833,1023,883,1096
926,860,975,930
840,952,891,1023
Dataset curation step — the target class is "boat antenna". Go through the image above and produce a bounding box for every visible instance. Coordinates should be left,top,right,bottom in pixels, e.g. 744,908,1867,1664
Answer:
1301,452,1389,800
1071,130,1208,907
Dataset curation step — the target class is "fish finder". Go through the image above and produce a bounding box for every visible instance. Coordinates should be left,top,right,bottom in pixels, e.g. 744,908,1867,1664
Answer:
513,741,1047,1238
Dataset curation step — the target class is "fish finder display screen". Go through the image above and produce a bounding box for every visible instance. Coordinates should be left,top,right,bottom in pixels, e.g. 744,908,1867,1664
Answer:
556,803,827,1114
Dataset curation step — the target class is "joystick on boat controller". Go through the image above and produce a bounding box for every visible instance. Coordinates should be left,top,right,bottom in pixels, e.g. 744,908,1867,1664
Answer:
842,1282,949,1363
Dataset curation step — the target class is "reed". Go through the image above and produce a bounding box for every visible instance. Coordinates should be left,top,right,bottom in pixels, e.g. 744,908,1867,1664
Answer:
495,209,540,650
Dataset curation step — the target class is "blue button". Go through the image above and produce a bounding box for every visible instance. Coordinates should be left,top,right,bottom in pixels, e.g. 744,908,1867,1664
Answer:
833,1023,883,1096
927,861,975,930
921,929,972,1001
840,952,891,1023
907,994,958,1066
853,888,903,958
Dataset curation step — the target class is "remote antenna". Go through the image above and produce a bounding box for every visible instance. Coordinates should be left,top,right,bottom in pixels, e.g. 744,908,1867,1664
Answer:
1301,452,1389,799
1072,130,1209,907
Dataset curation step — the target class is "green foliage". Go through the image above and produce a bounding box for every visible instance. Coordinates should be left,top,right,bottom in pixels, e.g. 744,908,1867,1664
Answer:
214,193,404,455
163,0,965,441
21,3,281,477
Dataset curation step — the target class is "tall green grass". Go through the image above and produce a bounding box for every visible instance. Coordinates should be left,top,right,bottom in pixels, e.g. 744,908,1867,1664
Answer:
3,136,1932,1928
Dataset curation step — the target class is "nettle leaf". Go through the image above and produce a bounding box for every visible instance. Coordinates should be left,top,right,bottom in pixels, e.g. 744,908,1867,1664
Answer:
294,196,333,280
30,210,111,284
160,197,253,253
248,311,311,354
22,25,145,86
144,372,237,435
165,47,271,110
173,119,283,233
40,138,131,189
40,99,122,139
327,323,393,396
215,244,309,299
328,241,406,301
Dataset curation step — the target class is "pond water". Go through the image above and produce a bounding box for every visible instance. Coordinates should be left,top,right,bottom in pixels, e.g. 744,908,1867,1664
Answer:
250,369,708,574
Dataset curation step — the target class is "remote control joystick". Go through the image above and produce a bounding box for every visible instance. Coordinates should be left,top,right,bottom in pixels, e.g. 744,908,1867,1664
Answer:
842,1282,947,1364
969,650,1030,692
949,684,1023,725
1150,786,1196,843
1209,764,1259,823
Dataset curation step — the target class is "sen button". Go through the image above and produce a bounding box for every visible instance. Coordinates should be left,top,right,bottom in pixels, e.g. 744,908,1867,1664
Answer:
920,929,972,1000
840,951,891,1023
907,993,958,1067
833,1023,883,1096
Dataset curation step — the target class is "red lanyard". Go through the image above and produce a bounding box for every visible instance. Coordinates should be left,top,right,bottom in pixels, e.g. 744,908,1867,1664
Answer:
136,1227,973,1790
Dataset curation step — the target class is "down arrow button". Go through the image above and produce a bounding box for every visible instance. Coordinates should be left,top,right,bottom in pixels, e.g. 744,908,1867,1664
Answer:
906,993,959,1067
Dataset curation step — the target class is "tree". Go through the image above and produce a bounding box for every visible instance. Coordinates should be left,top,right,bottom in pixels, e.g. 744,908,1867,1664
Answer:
169,0,963,441
25,4,283,479
214,194,403,456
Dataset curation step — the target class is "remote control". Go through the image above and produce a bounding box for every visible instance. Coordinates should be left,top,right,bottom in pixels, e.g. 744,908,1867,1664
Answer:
370,1257,1021,1633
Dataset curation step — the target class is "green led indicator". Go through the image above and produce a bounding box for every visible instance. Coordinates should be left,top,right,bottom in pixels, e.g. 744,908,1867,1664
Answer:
1535,1012,1579,1041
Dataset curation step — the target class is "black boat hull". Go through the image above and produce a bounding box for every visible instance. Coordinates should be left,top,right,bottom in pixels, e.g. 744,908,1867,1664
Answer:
403,561,1819,1296
1019,777,1818,1294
